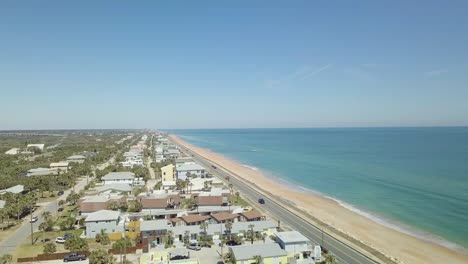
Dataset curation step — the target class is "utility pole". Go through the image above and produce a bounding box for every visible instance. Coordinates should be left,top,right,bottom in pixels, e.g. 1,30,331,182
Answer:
123,217,127,264
30,207,34,245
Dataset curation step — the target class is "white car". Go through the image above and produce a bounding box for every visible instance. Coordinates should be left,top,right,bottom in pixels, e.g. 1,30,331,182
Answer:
55,237,66,244
30,216,38,223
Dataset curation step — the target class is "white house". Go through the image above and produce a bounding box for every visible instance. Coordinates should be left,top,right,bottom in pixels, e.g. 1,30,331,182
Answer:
50,161,70,172
5,148,20,155
101,172,135,185
84,210,122,238
25,168,58,177
176,163,206,180
67,155,86,164
275,231,312,254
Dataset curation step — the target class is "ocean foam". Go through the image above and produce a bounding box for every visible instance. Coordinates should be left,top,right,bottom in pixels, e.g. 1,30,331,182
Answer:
242,164,259,171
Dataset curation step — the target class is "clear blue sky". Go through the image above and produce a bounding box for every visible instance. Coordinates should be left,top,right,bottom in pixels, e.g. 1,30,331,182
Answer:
1,1,467,129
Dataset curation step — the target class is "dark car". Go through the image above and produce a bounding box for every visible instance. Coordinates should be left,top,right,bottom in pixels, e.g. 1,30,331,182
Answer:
258,198,265,204
211,165,217,169
63,233,73,240
63,252,86,262
226,240,241,246
170,255,188,260
58,190,64,196
217,261,225,264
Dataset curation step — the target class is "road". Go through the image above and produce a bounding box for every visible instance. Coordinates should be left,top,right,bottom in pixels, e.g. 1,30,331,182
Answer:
0,156,115,255
177,146,389,264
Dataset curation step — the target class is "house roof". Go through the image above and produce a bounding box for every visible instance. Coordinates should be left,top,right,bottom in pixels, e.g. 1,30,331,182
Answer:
197,196,223,206
96,183,132,193
180,214,210,224
176,163,205,172
27,144,45,149
0,200,5,209
67,155,86,160
275,231,310,244
0,185,24,194
232,220,277,233
239,210,263,220
211,212,238,222
230,243,287,261
140,219,169,232
102,172,135,181
50,161,70,167
141,198,169,209
85,210,120,222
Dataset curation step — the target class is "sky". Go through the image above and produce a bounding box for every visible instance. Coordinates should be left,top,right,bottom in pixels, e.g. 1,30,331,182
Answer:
1,1,468,129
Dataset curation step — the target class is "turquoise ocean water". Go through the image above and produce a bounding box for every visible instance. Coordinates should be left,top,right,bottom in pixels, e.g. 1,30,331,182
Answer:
165,128,468,251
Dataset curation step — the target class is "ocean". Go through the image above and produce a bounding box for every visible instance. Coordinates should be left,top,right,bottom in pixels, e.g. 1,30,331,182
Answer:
165,127,468,251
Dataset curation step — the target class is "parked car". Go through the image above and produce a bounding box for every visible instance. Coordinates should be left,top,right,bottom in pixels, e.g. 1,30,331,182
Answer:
30,216,38,223
226,240,241,246
170,255,188,260
58,207,64,212
58,190,64,196
217,261,225,264
63,253,87,262
63,233,73,240
258,198,265,204
55,237,66,244
187,240,201,251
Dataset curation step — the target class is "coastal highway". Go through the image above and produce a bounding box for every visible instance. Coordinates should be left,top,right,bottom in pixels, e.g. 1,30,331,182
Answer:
177,146,386,264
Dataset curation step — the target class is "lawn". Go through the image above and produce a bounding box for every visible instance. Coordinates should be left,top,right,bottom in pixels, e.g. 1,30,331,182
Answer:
232,195,250,207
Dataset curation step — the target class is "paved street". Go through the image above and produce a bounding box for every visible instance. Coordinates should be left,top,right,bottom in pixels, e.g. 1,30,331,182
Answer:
0,155,115,255
178,145,391,264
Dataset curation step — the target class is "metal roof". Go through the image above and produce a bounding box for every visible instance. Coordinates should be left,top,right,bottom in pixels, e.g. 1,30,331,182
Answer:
230,243,287,261
176,163,205,171
85,210,120,222
275,231,310,243
140,219,169,231
102,172,135,180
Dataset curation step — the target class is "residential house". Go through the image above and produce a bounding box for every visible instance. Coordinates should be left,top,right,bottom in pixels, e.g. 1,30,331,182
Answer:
95,183,133,195
229,243,288,264
4,148,20,155
0,185,25,195
177,214,210,226
210,212,239,224
232,220,277,236
138,192,181,213
0,200,5,210
84,210,123,238
275,231,313,258
79,194,126,215
176,163,206,180
102,172,135,185
50,161,70,172
161,164,176,181
239,210,265,222
140,219,168,244
24,168,58,177
67,155,86,164
175,157,194,167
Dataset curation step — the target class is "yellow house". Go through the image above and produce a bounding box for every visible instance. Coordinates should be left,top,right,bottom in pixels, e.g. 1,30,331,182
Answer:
161,164,176,181
229,243,289,264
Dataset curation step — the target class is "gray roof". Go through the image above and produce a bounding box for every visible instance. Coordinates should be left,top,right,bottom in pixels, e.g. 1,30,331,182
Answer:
102,172,135,181
0,185,24,194
140,220,169,232
0,200,5,209
67,155,86,160
275,231,309,244
230,243,287,261
85,210,120,222
96,183,133,193
176,163,205,172
232,220,277,233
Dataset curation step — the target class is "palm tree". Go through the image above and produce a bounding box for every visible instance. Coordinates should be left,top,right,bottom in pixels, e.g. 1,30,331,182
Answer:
167,230,174,246
225,220,233,240
235,191,240,203
39,222,48,243
42,211,52,223
324,253,339,264
248,224,255,244
199,222,208,236
228,184,233,196
253,255,263,264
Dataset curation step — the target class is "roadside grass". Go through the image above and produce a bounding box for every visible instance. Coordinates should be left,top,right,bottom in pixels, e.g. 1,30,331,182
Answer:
233,195,250,207
0,222,22,241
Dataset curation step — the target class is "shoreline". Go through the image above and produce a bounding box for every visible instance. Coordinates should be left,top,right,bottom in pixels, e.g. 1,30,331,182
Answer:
170,134,468,264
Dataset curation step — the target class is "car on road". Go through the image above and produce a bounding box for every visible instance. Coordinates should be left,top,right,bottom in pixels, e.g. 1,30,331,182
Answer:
258,198,265,204
58,190,64,196
30,216,38,223
55,237,66,244
58,207,64,212
211,165,217,169
226,240,241,246
63,252,87,262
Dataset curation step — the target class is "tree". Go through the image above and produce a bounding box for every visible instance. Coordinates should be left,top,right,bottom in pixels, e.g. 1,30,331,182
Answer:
60,216,75,231
41,211,52,223
320,253,339,264
228,183,234,196
107,201,120,211
112,237,133,250
248,224,255,244
154,181,162,190
225,221,233,240
89,249,116,264
175,179,186,192
253,255,263,264
64,234,88,251
95,229,110,245
43,242,57,254
58,200,65,207
235,191,240,203
0,254,13,264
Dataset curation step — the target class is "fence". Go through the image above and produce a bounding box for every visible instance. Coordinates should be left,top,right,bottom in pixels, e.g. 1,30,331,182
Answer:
17,251,90,262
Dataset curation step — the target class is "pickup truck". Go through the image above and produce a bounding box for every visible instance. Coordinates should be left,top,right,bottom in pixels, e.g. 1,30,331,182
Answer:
63,252,87,262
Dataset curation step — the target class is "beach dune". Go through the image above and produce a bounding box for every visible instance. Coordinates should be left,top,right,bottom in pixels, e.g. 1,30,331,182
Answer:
170,134,468,264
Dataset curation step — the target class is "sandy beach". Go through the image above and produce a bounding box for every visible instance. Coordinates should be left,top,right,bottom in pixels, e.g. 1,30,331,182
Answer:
170,134,468,264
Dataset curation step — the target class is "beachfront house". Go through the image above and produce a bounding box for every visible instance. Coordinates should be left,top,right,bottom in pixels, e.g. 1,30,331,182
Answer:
101,172,135,185
24,168,58,177
161,164,176,181
140,219,169,244
84,210,122,238
229,243,288,264
5,148,20,155
176,163,206,180
275,231,313,258
239,210,265,222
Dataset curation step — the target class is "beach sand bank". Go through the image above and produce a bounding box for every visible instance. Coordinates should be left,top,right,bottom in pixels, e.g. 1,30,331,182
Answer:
170,134,468,264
